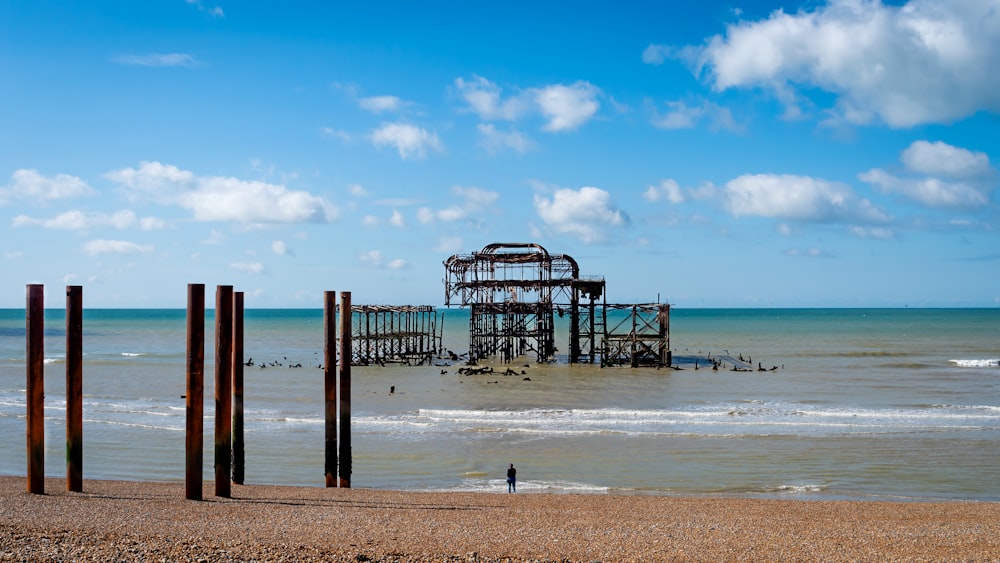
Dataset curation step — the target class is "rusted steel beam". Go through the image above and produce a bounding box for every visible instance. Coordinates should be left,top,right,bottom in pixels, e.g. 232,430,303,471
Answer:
214,285,233,498
66,285,83,492
26,284,44,494
186,284,205,501
323,291,337,487
232,291,245,485
338,291,352,488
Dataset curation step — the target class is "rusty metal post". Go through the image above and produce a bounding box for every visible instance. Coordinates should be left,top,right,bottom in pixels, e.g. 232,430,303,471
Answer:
338,291,352,487
26,284,44,494
214,285,233,498
323,291,337,487
659,304,671,367
232,291,245,485
186,284,205,500
66,285,83,492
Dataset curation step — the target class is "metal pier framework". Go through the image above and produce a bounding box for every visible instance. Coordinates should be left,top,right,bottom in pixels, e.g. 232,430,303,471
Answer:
444,242,670,367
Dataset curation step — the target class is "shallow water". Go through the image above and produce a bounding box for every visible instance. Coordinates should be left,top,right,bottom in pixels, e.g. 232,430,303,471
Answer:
1,308,998,500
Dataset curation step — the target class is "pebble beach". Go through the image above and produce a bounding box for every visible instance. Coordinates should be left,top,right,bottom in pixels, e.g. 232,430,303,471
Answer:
2,477,999,562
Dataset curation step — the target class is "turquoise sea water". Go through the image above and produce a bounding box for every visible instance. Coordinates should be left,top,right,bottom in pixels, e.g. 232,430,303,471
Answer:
1,308,998,501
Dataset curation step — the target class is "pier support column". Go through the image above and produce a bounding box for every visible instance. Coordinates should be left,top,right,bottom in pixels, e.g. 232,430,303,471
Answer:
26,284,44,494
185,284,205,501
324,291,338,487
338,291,352,488
232,291,245,485
66,285,83,492
214,285,233,498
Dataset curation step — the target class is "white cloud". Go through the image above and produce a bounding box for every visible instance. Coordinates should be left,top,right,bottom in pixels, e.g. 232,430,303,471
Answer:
643,179,685,204
723,173,888,223
370,122,444,159
230,262,264,274
389,209,405,227
533,186,627,244
11,209,152,230
534,82,601,132
358,249,407,270
362,215,380,227
642,43,674,65
650,99,740,132
477,124,535,154
83,239,153,256
113,53,199,67
359,95,406,113
271,240,292,256
420,186,499,224
688,0,1000,127
1,169,94,203
900,140,992,178
859,140,996,208
321,127,352,142
105,161,338,223
453,75,531,121
348,184,369,197
455,75,602,131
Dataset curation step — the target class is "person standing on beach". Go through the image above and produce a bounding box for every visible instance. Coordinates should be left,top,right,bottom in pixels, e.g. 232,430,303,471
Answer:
506,463,516,493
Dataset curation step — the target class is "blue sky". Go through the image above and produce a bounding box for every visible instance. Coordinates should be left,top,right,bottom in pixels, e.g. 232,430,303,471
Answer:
1,0,998,308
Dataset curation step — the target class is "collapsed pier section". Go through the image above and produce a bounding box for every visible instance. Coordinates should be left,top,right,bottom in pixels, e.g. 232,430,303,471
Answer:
444,242,670,367
347,305,441,366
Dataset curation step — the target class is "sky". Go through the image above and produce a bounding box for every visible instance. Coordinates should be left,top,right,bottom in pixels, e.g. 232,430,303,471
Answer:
1,0,999,309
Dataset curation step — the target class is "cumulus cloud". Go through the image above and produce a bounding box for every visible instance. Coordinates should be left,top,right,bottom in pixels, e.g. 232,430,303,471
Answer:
370,122,444,159
358,249,408,270
723,173,889,224
11,209,160,231
271,240,292,256
643,179,685,204
418,186,499,224
477,124,535,154
535,82,601,131
533,186,627,244
83,239,153,256
454,75,601,132
650,99,741,132
105,161,337,223
113,53,199,67
680,0,1000,127
359,95,407,113
859,140,996,208
1,169,94,203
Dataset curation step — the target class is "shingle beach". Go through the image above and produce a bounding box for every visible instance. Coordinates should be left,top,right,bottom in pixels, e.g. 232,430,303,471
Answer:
2,477,999,562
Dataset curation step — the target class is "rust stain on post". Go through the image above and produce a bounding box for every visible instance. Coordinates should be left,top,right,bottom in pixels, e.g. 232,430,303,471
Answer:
232,291,245,485
338,291,352,488
186,284,205,501
214,285,233,498
323,291,337,487
66,285,83,492
26,284,44,494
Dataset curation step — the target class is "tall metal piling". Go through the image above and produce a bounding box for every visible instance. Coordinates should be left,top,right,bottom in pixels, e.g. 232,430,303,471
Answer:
232,291,245,485
214,285,233,498
26,284,44,494
338,291,352,488
185,284,205,501
324,291,337,487
66,285,83,492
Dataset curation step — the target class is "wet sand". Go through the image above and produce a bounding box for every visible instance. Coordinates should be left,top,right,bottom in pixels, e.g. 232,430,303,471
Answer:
2,476,999,562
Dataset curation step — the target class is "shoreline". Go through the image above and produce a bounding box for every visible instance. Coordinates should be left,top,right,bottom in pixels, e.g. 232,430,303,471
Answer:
3,477,1000,561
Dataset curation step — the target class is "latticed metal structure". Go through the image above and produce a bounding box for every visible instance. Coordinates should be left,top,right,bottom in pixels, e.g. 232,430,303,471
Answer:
602,304,672,367
347,305,441,366
443,242,669,366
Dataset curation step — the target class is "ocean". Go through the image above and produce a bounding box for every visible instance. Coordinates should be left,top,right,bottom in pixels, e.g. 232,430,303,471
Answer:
1,307,998,501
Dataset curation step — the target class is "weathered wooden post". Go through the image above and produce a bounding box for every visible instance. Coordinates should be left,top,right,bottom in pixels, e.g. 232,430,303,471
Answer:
214,285,233,498
323,291,337,487
185,284,205,501
232,291,245,485
26,284,44,494
66,285,83,492
338,291,352,488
